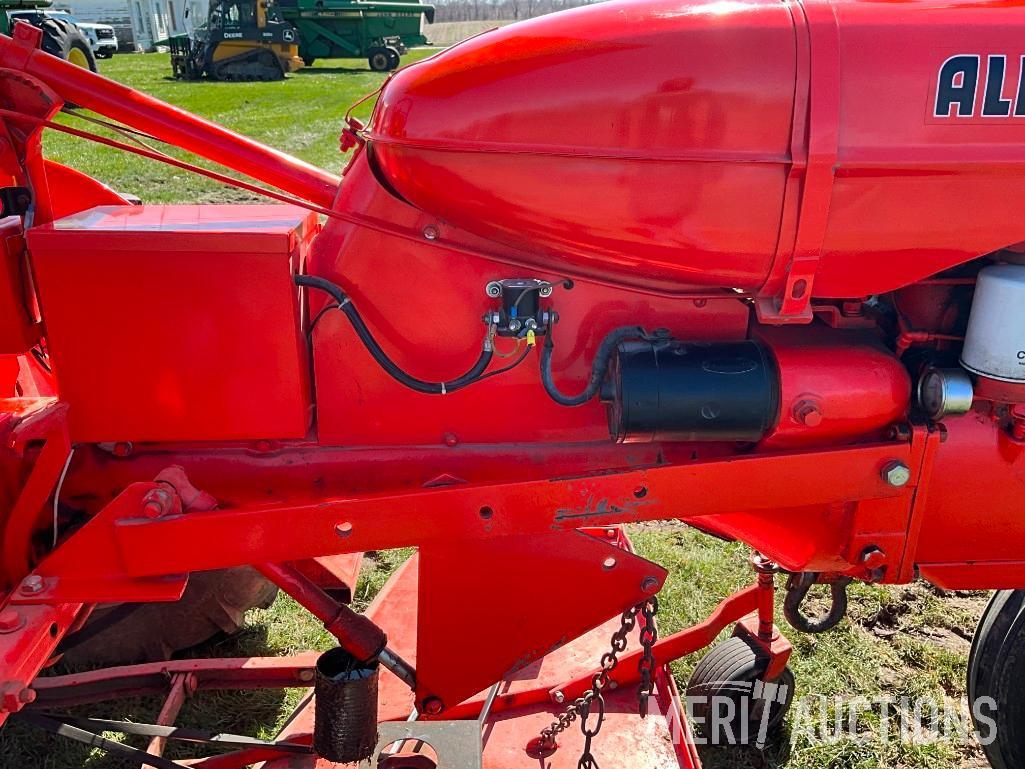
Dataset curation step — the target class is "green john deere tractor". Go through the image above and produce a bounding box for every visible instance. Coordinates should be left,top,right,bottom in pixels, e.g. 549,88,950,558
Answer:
1,0,97,71
169,0,303,81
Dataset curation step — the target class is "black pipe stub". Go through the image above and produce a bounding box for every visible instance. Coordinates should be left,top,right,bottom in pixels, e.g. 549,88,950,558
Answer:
313,646,380,762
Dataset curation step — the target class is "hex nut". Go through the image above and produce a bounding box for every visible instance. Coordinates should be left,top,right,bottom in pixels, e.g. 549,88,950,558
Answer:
881,461,911,487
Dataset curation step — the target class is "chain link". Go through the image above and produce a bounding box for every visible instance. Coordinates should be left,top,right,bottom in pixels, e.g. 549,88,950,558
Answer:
536,596,659,766
638,595,659,717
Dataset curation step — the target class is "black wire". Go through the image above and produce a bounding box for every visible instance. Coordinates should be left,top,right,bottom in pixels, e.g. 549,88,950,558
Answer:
295,275,493,395
308,302,339,335
475,344,532,382
539,326,650,406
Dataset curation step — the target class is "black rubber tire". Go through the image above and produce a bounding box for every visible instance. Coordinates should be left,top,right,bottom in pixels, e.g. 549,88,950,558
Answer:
686,635,796,746
969,590,1025,769
61,567,277,666
368,47,391,72
40,18,98,72
384,46,400,70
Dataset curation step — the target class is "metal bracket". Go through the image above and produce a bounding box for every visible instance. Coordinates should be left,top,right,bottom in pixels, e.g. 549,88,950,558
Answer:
371,720,483,769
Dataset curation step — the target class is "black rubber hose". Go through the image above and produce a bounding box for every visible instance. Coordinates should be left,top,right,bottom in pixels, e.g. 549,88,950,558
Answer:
295,275,493,395
540,326,648,406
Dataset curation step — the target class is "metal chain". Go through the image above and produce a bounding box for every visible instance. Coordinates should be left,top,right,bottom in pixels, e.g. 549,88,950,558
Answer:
536,596,659,765
637,595,659,717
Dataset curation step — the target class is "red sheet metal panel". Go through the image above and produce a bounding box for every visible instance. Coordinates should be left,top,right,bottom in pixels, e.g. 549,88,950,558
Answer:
28,204,315,443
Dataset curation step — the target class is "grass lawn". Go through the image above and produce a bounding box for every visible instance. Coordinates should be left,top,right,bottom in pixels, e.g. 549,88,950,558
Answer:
0,50,993,769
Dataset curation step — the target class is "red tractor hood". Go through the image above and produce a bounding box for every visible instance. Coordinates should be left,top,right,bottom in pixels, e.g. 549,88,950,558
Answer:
367,0,1025,299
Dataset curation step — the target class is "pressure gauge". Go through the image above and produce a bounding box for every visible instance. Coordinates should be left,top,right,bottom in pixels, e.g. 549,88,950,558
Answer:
917,368,974,420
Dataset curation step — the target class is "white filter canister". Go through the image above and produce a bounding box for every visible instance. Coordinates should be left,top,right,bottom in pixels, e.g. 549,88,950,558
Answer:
961,264,1025,382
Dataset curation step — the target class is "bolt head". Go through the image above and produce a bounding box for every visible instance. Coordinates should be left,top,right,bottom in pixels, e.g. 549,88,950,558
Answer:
20,575,43,594
0,609,21,633
422,697,444,715
860,547,886,569
882,461,911,487
142,488,171,518
641,576,660,594
423,226,439,241
552,690,565,703
298,668,315,683
793,399,823,428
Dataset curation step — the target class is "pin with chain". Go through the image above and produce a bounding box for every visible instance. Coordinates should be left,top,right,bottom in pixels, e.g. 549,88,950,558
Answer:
530,596,659,766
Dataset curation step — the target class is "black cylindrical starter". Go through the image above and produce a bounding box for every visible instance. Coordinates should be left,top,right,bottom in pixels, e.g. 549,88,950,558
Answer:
313,647,380,762
605,339,779,443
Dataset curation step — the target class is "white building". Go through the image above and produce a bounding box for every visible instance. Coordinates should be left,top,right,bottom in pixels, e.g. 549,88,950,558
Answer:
67,0,204,51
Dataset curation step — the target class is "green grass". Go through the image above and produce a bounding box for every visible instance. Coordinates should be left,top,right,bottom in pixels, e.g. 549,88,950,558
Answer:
0,51,992,769
43,50,437,202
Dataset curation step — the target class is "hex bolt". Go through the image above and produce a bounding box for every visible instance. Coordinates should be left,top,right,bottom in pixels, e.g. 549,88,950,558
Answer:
422,225,439,241
860,546,887,582
20,575,43,595
641,576,660,594
881,460,912,488
552,690,565,704
142,488,171,519
0,609,21,633
422,697,444,715
298,668,315,683
860,546,886,568
792,399,823,428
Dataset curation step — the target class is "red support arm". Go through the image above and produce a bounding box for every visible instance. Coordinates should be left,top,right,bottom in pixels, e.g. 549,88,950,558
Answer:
0,27,341,209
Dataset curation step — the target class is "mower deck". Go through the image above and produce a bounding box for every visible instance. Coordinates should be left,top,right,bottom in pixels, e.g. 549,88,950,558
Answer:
265,551,697,769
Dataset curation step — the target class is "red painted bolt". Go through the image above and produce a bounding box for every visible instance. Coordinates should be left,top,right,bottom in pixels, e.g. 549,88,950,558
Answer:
19,575,43,595
641,576,660,594
525,735,559,758
793,399,823,427
0,609,21,633
142,488,171,518
860,547,886,570
17,687,34,705
443,432,458,447
422,697,444,715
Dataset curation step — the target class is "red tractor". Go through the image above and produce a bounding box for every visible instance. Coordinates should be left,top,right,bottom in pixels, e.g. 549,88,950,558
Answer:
0,0,1024,766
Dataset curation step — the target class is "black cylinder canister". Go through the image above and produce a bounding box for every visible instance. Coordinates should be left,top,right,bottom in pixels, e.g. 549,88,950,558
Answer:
313,646,380,762
605,339,779,443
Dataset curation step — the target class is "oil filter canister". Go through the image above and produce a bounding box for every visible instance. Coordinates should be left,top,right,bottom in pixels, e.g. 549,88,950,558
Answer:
313,646,380,762
961,264,1025,383
605,339,779,443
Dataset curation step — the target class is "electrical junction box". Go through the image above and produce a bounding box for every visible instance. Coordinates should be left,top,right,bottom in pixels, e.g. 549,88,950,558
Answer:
28,204,316,443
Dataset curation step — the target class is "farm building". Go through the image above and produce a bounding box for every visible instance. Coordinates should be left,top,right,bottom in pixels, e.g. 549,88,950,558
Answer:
64,0,203,51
